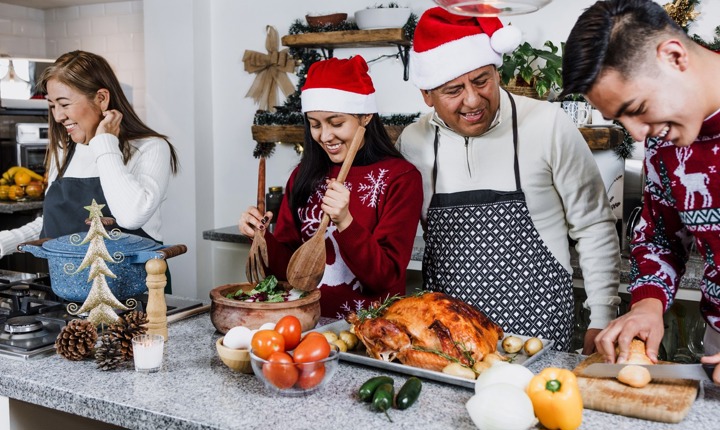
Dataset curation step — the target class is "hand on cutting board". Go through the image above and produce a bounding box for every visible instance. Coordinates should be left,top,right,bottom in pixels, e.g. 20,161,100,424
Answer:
700,353,720,384
582,328,601,355
594,298,664,364
322,179,353,232
238,206,271,238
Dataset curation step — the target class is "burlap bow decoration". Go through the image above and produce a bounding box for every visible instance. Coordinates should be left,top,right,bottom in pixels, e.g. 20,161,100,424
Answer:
243,26,296,112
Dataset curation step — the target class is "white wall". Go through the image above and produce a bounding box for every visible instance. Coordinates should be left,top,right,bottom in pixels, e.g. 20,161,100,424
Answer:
0,3,45,58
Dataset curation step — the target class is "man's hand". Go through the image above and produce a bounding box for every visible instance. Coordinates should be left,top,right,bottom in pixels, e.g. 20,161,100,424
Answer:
582,328,601,355
701,353,720,385
594,298,664,363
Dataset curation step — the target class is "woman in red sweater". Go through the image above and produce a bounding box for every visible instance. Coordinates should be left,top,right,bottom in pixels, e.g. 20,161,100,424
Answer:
239,56,423,319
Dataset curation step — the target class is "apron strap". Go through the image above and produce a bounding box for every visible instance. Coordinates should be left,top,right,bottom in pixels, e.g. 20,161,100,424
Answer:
507,90,521,192
431,89,521,193
57,141,77,179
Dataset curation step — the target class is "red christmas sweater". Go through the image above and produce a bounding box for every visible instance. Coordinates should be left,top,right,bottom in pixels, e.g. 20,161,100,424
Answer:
630,109,720,332
264,157,423,319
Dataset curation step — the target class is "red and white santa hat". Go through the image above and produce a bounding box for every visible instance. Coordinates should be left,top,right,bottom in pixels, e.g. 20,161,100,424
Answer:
301,56,377,114
410,7,522,90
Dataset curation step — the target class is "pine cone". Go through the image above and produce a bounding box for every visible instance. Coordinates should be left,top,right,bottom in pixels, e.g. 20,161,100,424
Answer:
55,319,98,361
95,333,124,371
108,310,148,360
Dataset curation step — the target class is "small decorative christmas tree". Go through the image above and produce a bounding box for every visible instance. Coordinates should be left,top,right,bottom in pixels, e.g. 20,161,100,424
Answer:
67,199,129,326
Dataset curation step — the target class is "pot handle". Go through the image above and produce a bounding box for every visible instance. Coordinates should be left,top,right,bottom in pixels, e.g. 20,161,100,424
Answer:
17,238,52,256
158,244,187,260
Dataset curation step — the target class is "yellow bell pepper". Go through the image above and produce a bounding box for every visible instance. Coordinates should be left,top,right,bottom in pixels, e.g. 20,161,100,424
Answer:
526,367,583,430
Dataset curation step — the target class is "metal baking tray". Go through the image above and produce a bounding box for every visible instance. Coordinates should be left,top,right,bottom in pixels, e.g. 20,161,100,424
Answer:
310,320,553,390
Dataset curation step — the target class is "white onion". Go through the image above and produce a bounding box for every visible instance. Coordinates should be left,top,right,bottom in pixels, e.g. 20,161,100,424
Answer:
466,383,537,430
474,362,534,393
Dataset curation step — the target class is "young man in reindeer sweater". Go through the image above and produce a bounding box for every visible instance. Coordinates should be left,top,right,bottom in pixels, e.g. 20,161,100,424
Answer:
562,0,720,383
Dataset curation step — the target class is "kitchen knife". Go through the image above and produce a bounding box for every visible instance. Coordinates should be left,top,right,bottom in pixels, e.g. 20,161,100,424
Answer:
580,363,714,382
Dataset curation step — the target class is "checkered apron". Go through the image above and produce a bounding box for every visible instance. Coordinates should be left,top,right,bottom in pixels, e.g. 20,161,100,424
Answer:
423,93,574,351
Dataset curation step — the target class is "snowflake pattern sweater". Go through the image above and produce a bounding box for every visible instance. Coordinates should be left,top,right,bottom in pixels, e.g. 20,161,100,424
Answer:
630,109,720,332
264,157,423,319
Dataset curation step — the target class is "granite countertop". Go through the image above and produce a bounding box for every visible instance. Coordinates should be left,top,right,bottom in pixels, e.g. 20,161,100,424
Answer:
1,313,718,430
0,200,43,214
203,226,705,292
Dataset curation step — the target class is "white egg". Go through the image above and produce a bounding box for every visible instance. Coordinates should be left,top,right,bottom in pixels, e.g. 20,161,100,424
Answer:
223,326,253,349
259,322,277,331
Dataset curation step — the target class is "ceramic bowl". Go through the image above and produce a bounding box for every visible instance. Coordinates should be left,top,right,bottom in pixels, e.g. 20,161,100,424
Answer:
215,337,253,374
354,8,411,30
209,282,321,334
249,345,340,396
305,13,347,28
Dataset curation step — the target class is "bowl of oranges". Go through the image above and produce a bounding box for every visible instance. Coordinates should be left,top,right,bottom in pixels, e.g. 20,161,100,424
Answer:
0,167,45,202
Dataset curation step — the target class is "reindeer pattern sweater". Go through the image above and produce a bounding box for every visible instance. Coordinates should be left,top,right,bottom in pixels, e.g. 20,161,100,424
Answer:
264,157,423,319
630,109,720,332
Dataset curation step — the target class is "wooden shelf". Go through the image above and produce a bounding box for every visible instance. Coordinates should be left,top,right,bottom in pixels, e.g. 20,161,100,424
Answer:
281,28,410,50
282,28,412,80
252,124,623,150
252,124,405,145
579,126,625,151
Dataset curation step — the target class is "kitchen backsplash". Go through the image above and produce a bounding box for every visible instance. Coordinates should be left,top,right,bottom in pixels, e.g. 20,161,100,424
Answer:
0,1,146,119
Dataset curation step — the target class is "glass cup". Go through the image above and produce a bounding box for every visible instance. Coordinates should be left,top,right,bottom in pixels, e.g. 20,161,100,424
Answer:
132,334,165,373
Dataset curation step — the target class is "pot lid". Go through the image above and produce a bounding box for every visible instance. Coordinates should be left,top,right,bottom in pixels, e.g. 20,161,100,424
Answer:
42,232,162,255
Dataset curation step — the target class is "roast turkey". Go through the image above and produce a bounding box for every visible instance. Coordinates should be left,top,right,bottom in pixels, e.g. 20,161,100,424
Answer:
347,292,503,372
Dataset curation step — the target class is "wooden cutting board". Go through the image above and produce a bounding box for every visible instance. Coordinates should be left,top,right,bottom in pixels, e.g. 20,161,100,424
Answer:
572,353,699,423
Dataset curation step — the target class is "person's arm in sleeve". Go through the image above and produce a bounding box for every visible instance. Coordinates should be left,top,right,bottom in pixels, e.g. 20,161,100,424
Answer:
0,216,43,257
334,168,423,293
263,171,304,281
92,134,171,230
551,113,621,332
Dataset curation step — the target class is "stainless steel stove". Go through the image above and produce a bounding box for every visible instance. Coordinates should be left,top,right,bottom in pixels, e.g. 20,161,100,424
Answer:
0,269,203,360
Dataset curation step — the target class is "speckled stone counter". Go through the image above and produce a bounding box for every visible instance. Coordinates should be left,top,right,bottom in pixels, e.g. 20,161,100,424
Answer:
0,314,718,430
0,200,43,214
203,225,251,245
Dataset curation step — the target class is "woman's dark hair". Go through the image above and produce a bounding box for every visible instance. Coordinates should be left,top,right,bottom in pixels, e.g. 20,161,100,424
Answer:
37,50,179,175
561,0,686,97
288,113,403,223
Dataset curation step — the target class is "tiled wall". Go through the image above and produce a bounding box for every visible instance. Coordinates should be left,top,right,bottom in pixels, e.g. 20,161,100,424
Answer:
0,3,45,58
0,1,146,120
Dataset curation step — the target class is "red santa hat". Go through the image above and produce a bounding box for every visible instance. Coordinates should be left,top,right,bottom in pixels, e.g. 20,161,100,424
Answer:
301,56,377,114
410,7,522,90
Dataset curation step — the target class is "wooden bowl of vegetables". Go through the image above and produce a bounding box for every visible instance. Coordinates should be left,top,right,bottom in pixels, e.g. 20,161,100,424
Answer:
209,276,321,334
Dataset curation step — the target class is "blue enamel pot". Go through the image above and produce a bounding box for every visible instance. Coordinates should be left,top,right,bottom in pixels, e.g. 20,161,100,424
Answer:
18,233,187,302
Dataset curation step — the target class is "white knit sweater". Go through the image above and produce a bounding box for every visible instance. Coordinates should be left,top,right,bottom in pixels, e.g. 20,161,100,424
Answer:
398,90,621,330
0,133,171,257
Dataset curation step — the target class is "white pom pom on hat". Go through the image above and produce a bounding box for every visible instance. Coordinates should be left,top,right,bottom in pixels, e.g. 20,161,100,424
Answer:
410,7,523,90
490,25,523,54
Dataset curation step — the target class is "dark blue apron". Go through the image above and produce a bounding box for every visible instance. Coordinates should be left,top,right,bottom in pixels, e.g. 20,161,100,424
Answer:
423,92,574,351
41,143,171,294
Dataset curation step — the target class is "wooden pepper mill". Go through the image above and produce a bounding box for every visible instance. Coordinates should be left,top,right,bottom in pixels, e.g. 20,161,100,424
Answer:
145,258,168,340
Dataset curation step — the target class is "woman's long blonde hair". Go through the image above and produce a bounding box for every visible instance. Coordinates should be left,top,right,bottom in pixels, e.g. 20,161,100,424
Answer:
38,50,178,175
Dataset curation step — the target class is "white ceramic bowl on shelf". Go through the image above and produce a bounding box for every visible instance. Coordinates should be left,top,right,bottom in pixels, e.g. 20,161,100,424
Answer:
354,7,411,30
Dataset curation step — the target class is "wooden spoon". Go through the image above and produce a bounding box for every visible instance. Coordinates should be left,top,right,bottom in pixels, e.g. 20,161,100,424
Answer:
286,126,366,291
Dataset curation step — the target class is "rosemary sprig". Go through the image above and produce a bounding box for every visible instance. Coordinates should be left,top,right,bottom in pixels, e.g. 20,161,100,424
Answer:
355,294,403,321
412,342,477,368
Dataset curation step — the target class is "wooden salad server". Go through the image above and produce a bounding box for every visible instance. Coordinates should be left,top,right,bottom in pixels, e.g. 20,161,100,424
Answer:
245,156,268,284
286,126,366,291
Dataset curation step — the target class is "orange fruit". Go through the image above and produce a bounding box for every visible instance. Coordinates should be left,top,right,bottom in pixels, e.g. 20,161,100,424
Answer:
25,182,43,198
8,185,25,201
0,185,9,200
13,171,31,186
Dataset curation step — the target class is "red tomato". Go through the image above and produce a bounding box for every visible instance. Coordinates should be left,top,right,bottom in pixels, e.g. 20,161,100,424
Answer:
251,329,285,359
262,351,298,390
296,363,326,390
293,335,331,363
302,332,326,342
274,315,302,351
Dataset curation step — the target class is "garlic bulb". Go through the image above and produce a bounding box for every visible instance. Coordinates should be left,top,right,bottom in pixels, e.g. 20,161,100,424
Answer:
467,383,537,430
474,362,534,393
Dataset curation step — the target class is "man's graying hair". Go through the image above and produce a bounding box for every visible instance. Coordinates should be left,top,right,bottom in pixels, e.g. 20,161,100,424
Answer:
561,0,687,98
